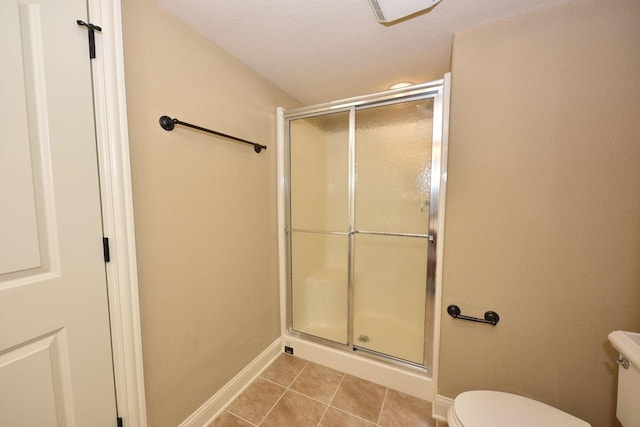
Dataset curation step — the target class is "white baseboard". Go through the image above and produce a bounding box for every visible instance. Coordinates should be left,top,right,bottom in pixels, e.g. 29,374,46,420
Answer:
433,394,454,422
178,338,283,427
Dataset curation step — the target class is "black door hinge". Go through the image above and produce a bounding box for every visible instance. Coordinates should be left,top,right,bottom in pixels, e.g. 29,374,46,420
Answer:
76,20,102,59
103,237,111,262
116,417,123,427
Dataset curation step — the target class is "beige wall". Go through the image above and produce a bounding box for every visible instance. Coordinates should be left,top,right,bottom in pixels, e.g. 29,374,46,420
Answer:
121,1,299,425
439,0,640,425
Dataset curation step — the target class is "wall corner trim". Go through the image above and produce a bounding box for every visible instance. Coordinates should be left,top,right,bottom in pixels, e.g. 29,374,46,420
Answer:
433,394,454,421
276,107,287,338
89,0,148,425
178,338,283,427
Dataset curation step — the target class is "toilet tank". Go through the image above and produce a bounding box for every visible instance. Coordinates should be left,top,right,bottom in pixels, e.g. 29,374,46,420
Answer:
609,331,640,427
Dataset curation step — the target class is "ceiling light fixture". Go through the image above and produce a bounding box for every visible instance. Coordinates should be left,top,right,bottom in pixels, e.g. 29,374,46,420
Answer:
368,0,444,24
388,81,414,90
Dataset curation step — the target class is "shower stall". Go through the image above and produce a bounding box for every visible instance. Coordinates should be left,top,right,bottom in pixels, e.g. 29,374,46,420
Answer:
279,79,448,387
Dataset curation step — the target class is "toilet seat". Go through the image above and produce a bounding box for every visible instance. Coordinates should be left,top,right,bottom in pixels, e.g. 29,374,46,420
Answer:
448,390,590,427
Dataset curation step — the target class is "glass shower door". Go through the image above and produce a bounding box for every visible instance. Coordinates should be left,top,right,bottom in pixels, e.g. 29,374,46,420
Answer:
288,111,350,344
352,98,434,364
285,84,443,370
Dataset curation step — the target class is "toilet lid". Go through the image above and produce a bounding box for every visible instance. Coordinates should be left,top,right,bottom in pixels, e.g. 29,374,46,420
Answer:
451,391,590,427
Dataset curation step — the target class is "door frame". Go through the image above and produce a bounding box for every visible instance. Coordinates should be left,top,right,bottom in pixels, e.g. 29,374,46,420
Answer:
88,0,147,425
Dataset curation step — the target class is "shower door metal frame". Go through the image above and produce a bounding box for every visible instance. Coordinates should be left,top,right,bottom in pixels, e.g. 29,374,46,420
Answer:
283,80,445,374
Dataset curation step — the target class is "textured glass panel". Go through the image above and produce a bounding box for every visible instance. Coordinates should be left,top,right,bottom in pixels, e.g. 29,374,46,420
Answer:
353,234,427,364
355,99,433,234
291,232,348,344
290,112,349,231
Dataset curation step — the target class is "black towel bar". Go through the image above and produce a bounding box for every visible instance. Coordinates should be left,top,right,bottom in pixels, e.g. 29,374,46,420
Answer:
159,115,267,153
447,304,500,326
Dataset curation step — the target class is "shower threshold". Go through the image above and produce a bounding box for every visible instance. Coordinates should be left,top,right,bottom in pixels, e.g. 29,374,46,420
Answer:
282,332,433,401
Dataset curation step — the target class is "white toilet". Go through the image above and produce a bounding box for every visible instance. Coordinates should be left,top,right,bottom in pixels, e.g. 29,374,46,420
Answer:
447,329,640,427
608,330,640,427
447,390,590,427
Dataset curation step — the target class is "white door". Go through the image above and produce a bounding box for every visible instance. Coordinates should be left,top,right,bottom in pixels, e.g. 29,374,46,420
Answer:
0,0,118,425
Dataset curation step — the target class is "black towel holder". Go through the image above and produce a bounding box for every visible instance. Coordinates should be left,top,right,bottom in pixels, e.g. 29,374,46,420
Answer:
447,304,500,326
159,115,267,153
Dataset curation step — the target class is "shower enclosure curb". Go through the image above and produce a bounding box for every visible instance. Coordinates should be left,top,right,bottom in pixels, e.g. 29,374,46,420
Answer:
282,335,432,401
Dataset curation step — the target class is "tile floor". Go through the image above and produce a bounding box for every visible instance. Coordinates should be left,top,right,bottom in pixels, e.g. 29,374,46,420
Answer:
207,353,441,427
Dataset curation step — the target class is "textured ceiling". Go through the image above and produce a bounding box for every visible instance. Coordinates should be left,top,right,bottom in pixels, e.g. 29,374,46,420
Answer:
157,0,574,105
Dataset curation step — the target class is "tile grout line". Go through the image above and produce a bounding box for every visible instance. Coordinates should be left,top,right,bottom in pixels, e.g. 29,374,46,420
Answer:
376,387,390,426
326,406,378,426
258,377,288,388
289,388,333,406
256,358,309,426
224,410,259,427
315,372,346,427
